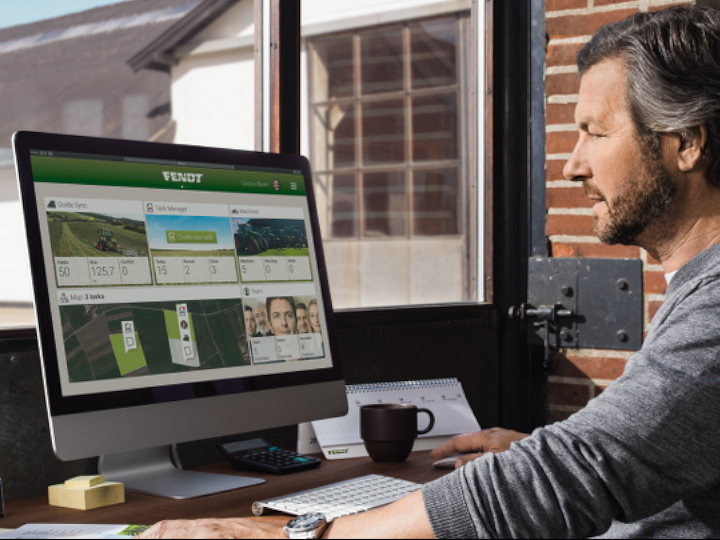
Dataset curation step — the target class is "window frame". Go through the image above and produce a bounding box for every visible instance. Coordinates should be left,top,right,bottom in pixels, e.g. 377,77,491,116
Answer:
307,15,468,243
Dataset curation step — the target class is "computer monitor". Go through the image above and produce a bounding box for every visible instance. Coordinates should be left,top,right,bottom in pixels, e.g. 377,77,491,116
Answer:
12,131,347,499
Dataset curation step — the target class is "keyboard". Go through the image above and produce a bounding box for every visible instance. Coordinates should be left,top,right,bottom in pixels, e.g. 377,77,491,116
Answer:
252,474,422,521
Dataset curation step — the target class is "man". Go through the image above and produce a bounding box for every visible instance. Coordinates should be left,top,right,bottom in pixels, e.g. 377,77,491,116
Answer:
295,302,310,334
253,301,273,337
141,6,720,538
267,297,297,336
243,305,259,338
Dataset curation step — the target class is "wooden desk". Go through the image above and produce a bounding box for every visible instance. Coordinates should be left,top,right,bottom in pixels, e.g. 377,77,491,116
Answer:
1,452,448,529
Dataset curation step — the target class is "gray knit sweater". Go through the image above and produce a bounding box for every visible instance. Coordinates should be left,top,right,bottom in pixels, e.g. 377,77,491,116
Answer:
422,242,720,538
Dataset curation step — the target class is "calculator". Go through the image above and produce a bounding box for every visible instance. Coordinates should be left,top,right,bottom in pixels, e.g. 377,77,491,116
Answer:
218,437,321,474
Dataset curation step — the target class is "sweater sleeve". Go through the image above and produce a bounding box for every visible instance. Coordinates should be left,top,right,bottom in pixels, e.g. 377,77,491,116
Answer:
422,276,720,539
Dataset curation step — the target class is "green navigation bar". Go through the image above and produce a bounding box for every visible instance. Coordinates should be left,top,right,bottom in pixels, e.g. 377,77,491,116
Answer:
30,156,306,196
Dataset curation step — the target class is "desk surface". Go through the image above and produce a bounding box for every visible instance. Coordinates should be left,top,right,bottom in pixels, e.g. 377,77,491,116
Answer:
2,452,448,529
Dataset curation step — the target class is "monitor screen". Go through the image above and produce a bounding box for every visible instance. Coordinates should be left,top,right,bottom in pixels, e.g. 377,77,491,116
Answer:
13,132,346,472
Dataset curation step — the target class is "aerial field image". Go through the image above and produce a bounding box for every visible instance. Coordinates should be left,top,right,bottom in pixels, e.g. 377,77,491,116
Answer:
61,299,251,384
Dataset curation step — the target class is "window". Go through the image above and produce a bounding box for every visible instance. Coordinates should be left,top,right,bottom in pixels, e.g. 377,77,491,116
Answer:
307,13,475,308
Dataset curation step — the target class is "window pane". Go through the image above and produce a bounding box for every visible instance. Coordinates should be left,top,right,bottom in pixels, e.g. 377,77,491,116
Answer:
362,99,405,165
0,0,256,325
361,28,404,95
412,93,458,162
312,103,356,170
410,18,457,89
363,171,407,237
303,10,477,308
311,35,354,101
332,174,358,238
413,168,459,236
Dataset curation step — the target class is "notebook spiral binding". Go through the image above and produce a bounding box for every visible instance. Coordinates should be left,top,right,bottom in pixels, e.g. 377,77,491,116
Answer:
346,378,459,394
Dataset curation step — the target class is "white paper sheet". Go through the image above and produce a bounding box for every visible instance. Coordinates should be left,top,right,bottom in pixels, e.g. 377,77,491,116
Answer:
311,378,480,448
0,524,149,539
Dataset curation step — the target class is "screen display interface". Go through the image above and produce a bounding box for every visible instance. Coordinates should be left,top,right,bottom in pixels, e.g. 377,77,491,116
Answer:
29,150,333,398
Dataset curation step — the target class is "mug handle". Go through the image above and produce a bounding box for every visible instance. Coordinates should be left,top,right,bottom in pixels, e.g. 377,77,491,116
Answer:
417,408,435,435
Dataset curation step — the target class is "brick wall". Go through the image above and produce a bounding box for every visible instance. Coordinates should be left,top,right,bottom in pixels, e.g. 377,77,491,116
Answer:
544,0,693,423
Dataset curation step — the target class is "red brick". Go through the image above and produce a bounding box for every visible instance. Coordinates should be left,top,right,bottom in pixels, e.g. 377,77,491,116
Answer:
594,0,635,5
648,300,664,323
648,2,694,12
548,382,590,407
645,251,662,265
547,103,577,125
547,187,594,209
644,271,667,295
547,408,577,423
546,73,581,95
546,43,585,68
547,131,579,154
547,160,567,182
550,241,640,259
554,353,627,380
593,385,608,397
547,0,587,11
547,9,638,40
547,214,595,236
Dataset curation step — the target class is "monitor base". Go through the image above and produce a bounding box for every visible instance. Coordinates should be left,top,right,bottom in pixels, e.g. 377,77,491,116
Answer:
99,445,265,499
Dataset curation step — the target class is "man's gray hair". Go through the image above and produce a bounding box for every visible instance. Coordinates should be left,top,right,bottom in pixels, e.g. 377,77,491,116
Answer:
577,6,720,187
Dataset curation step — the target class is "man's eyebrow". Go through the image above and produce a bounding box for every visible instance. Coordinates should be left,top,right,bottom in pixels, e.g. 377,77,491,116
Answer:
577,119,592,131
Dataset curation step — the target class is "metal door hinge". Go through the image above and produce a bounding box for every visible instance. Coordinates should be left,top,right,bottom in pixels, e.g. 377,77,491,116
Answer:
509,258,643,368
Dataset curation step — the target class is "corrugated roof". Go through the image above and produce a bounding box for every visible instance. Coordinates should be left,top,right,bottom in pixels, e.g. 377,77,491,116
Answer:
0,3,197,54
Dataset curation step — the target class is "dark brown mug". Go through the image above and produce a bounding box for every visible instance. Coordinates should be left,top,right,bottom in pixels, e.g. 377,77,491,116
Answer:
360,404,435,462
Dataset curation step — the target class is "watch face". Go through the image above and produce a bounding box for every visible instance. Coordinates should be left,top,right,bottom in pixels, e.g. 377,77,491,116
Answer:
287,513,326,532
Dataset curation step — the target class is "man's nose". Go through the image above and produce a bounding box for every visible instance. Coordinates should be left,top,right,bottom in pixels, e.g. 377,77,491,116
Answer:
563,138,589,182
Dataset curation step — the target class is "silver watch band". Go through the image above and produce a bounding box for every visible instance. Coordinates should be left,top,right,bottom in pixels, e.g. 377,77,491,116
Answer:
285,528,322,540
284,513,328,540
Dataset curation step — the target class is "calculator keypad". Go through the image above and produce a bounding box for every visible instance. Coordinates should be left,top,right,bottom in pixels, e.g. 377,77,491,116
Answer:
231,446,320,473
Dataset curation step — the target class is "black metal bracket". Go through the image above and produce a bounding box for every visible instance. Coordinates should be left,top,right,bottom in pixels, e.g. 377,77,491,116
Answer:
510,258,644,367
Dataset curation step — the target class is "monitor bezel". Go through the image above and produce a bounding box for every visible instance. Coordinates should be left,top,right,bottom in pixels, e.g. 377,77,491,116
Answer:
13,130,345,419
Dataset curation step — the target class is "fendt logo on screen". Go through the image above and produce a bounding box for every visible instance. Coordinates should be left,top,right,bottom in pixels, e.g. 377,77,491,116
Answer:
162,171,204,184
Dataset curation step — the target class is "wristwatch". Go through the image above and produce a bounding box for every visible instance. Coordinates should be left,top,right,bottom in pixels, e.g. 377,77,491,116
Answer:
283,513,328,539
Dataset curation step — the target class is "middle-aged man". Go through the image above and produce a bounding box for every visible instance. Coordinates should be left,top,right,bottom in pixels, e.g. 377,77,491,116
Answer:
267,297,298,336
296,302,310,334
253,301,273,337
141,6,720,538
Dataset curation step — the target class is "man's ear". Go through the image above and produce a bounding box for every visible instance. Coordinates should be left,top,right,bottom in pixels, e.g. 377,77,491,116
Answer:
677,125,708,172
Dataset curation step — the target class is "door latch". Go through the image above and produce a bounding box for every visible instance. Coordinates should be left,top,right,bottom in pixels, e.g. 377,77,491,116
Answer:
508,303,574,369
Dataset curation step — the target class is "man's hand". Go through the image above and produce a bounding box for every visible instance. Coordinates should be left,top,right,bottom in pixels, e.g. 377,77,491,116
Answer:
430,428,530,468
138,518,284,539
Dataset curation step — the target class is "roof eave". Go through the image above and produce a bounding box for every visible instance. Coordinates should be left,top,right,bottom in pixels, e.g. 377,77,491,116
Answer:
128,0,242,73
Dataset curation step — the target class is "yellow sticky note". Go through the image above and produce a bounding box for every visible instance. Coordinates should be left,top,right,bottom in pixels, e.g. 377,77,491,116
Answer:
64,475,105,489
49,481,124,511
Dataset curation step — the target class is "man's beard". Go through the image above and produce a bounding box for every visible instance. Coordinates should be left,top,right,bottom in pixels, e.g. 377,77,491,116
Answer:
587,141,676,245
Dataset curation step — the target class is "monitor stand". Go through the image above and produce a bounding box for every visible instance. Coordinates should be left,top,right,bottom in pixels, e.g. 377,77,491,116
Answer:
99,445,265,499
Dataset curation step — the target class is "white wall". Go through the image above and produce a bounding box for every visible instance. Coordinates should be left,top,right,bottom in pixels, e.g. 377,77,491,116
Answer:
0,164,33,304
171,47,256,150
302,0,471,36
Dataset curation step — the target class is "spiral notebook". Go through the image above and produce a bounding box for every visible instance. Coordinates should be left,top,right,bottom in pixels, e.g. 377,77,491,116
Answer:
303,378,480,460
